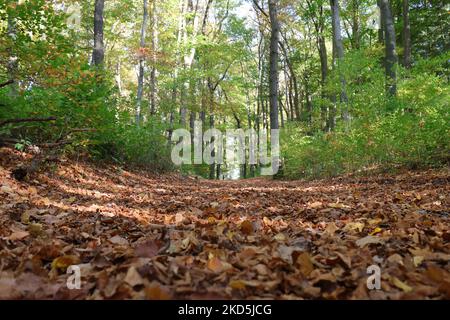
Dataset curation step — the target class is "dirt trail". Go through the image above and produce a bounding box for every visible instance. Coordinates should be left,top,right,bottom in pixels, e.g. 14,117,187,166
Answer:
0,148,449,299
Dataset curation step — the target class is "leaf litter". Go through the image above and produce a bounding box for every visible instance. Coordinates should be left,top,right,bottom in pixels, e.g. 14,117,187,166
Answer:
0,148,449,300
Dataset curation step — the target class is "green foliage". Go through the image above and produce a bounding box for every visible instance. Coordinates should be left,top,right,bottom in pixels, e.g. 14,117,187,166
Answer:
282,53,449,180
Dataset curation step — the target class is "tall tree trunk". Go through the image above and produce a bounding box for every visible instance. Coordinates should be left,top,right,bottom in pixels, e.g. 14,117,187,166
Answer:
268,0,280,131
351,0,360,49
330,0,349,125
402,0,412,68
6,2,18,96
378,0,398,96
150,0,159,115
136,0,149,125
92,0,105,66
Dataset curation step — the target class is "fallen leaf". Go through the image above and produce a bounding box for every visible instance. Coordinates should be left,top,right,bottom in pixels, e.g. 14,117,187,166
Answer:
369,227,383,236
8,230,30,241
109,235,129,246
296,252,314,276
145,282,172,300
207,257,232,273
135,239,162,258
413,256,424,267
391,277,412,293
356,235,384,247
240,220,254,235
124,267,144,287
51,255,81,271
229,280,246,290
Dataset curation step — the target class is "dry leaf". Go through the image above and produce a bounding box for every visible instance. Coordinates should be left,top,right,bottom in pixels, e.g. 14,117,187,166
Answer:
356,235,384,247
8,230,30,241
109,235,129,246
240,220,254,235
124,267,144,287
296,252,314,276
391,277,413,293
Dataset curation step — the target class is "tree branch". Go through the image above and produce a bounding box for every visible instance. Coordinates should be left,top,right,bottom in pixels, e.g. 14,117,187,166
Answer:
0,117,57,127
0,80,14,88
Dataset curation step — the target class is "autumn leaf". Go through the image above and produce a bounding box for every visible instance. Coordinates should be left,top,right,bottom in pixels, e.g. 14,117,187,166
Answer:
391,277,413,293
124,267,144,287
109,235,129,246
240,220,254,235
207,257,232,273
7,230,30,241
229,280,246,290
51,255,81,272
296,252,314,277
145,283,172,300
356,235,384,247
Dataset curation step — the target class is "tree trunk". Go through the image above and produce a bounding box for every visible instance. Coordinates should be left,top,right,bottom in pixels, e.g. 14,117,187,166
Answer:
150,0,159,115
136,0,149,125
330,0,349,125
268,0,280,131
378,0,398,96
402,0,412,68
351,0,360,49
6,3,19,96
92,0,105,66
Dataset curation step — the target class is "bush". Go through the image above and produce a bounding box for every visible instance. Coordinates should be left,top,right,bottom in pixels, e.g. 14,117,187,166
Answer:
281,53,450,180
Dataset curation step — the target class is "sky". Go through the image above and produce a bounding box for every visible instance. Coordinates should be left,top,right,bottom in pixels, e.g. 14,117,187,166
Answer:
235,0,255,20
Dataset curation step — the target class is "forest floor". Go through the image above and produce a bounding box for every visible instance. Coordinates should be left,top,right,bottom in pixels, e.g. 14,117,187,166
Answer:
0,147,449,300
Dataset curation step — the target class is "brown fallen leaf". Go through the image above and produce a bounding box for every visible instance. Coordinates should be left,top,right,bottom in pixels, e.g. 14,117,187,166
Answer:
145,282,172,300
240,220,254,235
8,230,30,241
356,235,384,247
296,252,314,277
207,257,232,273
124,267,144,287
109,235,129,246
134,239,163,258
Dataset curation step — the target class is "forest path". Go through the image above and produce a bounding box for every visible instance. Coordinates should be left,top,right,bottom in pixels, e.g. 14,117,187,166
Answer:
0,148,449,299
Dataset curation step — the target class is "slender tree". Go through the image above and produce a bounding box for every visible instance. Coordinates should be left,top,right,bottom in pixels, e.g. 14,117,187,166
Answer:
136,0,149,125
92,0,105,66
150,0,159,115
6,1,19,96
330,0,349,126
378,0,398,96
268,0,280,131
402,0,412,68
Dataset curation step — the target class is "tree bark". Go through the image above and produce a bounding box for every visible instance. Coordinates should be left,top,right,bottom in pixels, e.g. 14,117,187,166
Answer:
92,0,105,66
402,0,412,68
268,0,280,131
150,0,159,115
136,0,149,125
378,0,398,96
6,1,19,96
330,0,349,125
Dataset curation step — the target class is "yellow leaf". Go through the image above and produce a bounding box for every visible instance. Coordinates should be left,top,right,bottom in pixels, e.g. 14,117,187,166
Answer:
229,280,246,290
274,233,287,241
413,256,424,267
370,227,383,236
297,252,314,276
51,255,80,271
391,277,412,293
145,283,172,300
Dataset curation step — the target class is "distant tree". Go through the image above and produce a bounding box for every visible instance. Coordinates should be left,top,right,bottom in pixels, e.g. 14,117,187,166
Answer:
92,0,105,66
